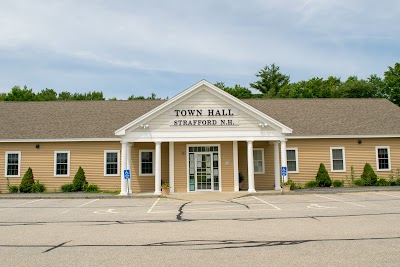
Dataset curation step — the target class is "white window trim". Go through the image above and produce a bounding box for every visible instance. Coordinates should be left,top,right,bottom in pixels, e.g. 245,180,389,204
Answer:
5,151,21,178
375,146,391,171
139,149,155,176
253,148,265,174
286,147,299,173
54,151,70,177
104,150,120,176
330,147,346,172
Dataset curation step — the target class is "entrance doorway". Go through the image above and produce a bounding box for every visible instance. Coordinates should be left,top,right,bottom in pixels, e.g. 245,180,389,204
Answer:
188,145,220,192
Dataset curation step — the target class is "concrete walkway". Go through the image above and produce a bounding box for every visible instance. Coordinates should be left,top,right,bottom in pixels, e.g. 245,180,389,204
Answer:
0,186,399,200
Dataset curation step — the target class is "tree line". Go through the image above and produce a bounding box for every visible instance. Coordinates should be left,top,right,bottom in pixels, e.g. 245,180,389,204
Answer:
0,62,399,105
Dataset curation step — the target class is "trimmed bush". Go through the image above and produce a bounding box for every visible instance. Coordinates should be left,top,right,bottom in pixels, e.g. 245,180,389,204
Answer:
354,179,365,186
61,183,74,192
31,180,46,193
315,163,332,187
19,167,35,193
332,180,344,187
361,163,377,186
8,185,19,193
396,178,400,186
375,178,390,186
83,184,99,193
305,180,318,188
72,166,88,192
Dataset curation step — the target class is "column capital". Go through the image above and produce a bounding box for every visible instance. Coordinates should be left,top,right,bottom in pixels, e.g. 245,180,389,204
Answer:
120,140,128,144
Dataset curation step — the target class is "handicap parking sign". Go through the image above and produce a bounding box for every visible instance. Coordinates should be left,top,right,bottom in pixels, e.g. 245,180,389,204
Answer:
124,170,131,179
281,166,287,176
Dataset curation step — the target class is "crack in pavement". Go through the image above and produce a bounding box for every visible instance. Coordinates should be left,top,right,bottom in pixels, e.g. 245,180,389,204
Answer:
176,202,191,221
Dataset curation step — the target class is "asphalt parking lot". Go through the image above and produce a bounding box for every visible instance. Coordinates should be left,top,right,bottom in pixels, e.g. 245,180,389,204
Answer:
1,192,400,266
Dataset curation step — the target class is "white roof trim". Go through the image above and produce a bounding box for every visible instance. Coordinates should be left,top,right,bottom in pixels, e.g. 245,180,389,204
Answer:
0,138,121,143
114,80,293,135
287,135,400,139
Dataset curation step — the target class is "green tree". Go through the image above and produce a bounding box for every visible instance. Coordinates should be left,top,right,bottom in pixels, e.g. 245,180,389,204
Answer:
336,76,378,98
72,166,88,191
384,62,400,105
0,93,6,101
58,91,73,100
315,163,332,187
4,85,36,101
250,63,290,97
19,167,35,193
37,88,58,101
86,91,105,100
361,163,377,186
224,85,253,98
128,95,145,100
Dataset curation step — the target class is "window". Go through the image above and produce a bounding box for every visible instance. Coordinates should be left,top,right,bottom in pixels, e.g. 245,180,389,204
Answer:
330,147,345,172
54,151,70,176
104,150,120,176
376,146,390,171
5,151,21,177
253,148,264,174
286,148,298,173
139,150,154,175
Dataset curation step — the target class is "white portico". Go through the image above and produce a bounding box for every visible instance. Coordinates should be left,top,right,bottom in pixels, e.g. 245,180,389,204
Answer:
115,80,292,195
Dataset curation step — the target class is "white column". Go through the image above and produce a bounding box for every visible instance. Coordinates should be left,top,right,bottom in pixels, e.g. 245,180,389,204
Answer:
274,141,281,190
233,141,239,192
127,143,132,193
154,141,162,194
169,142,175,193
247,140,256,192
120,141,128,195
280,140,288,183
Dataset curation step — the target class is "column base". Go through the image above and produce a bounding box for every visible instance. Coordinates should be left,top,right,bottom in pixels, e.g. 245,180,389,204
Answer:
119,191,128,196
154,191,162,195
247,189,256,193
274,186,282,190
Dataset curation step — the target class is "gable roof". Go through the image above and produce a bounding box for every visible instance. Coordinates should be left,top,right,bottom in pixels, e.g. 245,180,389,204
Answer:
0,98,400,140
115,80,292,135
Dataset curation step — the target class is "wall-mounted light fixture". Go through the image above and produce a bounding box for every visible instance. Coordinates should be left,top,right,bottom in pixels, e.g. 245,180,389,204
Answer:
358,139,362,144
258,123,268,128
140,124,149,129
35,144,40,149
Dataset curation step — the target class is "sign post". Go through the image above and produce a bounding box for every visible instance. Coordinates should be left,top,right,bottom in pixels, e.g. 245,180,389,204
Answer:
281,166,287,195
124,170,131,195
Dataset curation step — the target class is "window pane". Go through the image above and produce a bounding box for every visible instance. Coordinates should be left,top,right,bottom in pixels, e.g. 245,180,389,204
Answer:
142,152,152,163
287,161,297,172
287,150,296,161
141,151,153,174
332,149,343,160
253,150,262,160
57,153,68,164
56,153,68,175
333,160,344,171
378,148,388,159
7,153,19,176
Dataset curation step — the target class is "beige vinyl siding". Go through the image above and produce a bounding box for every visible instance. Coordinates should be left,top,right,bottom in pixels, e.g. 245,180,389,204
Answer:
0,142,121,192
286,138,400,185
130,142,169,193
220,142,234,192
238,141,274,190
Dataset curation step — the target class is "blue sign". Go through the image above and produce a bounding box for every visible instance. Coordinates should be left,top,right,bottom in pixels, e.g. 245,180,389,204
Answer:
124,170,131,179
281,166,287,176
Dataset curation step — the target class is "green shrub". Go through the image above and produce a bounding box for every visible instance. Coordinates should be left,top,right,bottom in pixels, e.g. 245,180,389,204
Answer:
83,184,99,193
8,185,19,193
284,179,297,190
361,163,378,186
332,180,344,187
19,167,35,193
354,179,365,186
31,180,46,193
61,183,74,192
315,163,332,187
396,178,400,186
72,166,88,192
305,180,318,188
375,178,390,186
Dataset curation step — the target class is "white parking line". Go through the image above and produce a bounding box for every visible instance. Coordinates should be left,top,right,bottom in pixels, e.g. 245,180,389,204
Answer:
0,199,43,211
147,198,160,213
374,192,400,198
252,196,282,210
315,194,366,207
60,199,99,214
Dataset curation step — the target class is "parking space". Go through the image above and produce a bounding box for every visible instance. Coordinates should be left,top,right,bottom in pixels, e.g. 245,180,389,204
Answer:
1,191,400,223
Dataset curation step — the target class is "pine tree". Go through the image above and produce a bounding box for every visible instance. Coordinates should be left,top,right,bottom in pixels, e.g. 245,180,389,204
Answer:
361,163,378,186
72,166,88,191
315,163,332,187
19,167,35,193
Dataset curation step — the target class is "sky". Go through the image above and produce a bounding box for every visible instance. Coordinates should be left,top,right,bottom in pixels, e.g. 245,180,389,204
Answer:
0,0,399,99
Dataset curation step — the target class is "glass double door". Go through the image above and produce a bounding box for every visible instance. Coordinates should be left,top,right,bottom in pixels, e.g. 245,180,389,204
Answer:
195,152,213,191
